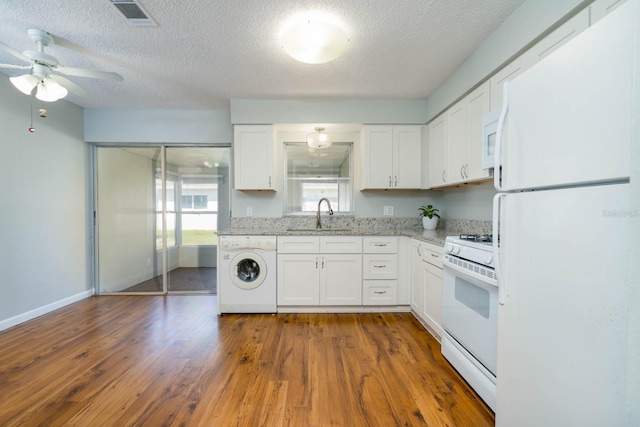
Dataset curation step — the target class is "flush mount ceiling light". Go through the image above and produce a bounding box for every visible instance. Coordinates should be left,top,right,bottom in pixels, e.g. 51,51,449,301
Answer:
307,127,332,149
280,14,349,64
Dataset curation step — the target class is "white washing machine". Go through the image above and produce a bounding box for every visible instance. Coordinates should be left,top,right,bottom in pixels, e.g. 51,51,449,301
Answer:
218,235,277,313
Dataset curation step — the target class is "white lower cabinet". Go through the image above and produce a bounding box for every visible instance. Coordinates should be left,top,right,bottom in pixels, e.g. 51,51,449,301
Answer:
410,239,423,313
277,235,405,308
320,254,362,305
277,236,362,306
362,236,398,305
277,254,320,305
410,240,444,339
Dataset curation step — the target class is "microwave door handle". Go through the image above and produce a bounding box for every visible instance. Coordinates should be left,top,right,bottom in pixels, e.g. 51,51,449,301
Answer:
493,193,507,305
494,81,509,192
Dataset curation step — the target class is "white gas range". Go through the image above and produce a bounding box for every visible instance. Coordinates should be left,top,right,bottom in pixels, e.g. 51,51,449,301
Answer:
441,234,498,411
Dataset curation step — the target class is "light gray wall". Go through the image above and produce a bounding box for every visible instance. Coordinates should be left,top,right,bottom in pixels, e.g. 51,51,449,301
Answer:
440,183,496,222
96,148,156,292
425,0,587,122
84,108,232,143
230,99,427,125
0,75,90,325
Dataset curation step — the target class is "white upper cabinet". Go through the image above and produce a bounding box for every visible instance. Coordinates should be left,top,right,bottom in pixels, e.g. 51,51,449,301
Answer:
590,0,627,25
427,82,491,188
531,8,589,62
447,97,470,184
466,82,492,181
426,113,448,188
489,49,536,111
491,8,589,111
362,125,421,189
233,125,274,190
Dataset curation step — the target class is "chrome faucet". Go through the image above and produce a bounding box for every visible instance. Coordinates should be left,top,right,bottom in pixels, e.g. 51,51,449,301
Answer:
316,197,334,229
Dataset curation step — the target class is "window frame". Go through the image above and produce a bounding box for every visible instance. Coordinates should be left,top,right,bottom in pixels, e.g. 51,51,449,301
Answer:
283,142,354,216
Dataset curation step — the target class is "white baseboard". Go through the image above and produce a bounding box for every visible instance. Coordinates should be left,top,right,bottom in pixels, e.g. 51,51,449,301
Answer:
0,289,95,332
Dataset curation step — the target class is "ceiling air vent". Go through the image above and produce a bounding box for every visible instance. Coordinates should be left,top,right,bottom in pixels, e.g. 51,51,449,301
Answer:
110,0,157,27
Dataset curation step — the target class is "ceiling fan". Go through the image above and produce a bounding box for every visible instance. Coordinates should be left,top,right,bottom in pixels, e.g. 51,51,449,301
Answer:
0,28,123,102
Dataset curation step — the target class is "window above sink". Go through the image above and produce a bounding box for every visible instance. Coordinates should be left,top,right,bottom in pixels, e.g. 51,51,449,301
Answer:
284,142,353,216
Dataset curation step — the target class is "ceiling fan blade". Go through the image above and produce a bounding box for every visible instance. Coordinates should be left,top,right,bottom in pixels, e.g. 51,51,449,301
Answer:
0,40,32,63
56,66,123,81
50,75,89,97
0,63,31,70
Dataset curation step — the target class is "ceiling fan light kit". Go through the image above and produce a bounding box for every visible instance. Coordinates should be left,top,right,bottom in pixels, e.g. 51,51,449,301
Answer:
280,14,349,64
307,127,332,149
1,28,123,102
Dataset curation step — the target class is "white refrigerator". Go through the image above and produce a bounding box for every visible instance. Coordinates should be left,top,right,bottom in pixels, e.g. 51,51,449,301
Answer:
493,2,635,426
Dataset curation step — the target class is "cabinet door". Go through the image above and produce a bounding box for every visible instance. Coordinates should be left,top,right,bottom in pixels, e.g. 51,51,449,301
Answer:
466,81,492,181
422,261,444,339
490,50,536,110
427,113,448,188
320,254,362,305
277,254,320,305
448,98,470,185
531,9,589,62
233,125,274,190
393,126,422,188
410,240,423,314
362,125,394,189
590,0,627,24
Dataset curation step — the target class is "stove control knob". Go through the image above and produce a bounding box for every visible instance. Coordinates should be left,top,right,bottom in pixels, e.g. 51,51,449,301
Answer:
484,254,494,264
453,245,460,255
445,243,453,253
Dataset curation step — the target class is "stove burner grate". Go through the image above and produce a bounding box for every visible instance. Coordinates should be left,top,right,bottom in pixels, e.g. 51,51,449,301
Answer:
459,234,493,243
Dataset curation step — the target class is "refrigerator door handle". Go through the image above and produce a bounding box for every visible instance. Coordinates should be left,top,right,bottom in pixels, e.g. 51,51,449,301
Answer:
494,82,509,192
493,193,507,304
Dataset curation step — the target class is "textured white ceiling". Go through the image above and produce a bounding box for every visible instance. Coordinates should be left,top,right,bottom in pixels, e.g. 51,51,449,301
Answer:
0,0,524,109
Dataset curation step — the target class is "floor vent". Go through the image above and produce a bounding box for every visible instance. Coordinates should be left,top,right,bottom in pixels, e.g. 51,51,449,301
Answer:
110,0,157,27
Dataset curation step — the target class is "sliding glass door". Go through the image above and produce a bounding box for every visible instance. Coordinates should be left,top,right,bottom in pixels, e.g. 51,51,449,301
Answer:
94,146,229,294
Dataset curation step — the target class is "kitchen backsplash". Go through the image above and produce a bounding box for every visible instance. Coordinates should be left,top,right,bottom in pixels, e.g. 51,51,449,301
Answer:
229,217,492,235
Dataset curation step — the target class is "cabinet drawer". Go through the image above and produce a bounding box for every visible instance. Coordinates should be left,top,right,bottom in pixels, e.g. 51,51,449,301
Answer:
362,254,397,280
421,242,443,268
320,236,362,253
362,236,397,253
277,236,320,253
363,280,397,305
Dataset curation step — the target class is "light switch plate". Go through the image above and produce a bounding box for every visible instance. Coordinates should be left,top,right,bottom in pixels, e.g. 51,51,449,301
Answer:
383,206,394,216
246,207,253,216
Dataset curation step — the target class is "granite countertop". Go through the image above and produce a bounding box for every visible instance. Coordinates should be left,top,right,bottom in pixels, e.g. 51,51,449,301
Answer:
218,227,453,246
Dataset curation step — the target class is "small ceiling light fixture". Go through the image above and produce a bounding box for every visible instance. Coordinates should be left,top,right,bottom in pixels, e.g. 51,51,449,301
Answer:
307,127,332,149
280,13,349,64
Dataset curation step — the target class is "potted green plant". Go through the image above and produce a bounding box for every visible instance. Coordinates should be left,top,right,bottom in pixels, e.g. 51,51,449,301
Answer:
418,204,440,230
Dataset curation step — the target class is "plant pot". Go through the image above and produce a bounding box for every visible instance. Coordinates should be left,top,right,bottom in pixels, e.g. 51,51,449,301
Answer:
422,216,438,230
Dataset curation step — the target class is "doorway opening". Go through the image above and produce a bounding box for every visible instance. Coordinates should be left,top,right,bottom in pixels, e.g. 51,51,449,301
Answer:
93,146,230,294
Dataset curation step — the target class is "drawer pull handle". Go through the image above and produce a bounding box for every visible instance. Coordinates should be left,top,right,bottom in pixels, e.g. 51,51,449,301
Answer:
373,265,386,268
373,243,388,247
430,253,439,258
374,291,387,295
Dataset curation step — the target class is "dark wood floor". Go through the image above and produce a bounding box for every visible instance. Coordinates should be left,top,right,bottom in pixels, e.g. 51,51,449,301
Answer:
0,296,494,426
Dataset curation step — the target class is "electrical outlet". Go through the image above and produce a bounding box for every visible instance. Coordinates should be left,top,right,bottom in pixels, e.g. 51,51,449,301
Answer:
383,206,394,216
246,207,253,217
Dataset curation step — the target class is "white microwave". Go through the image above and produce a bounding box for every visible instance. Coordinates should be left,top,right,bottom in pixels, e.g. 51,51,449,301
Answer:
481,110,500,169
